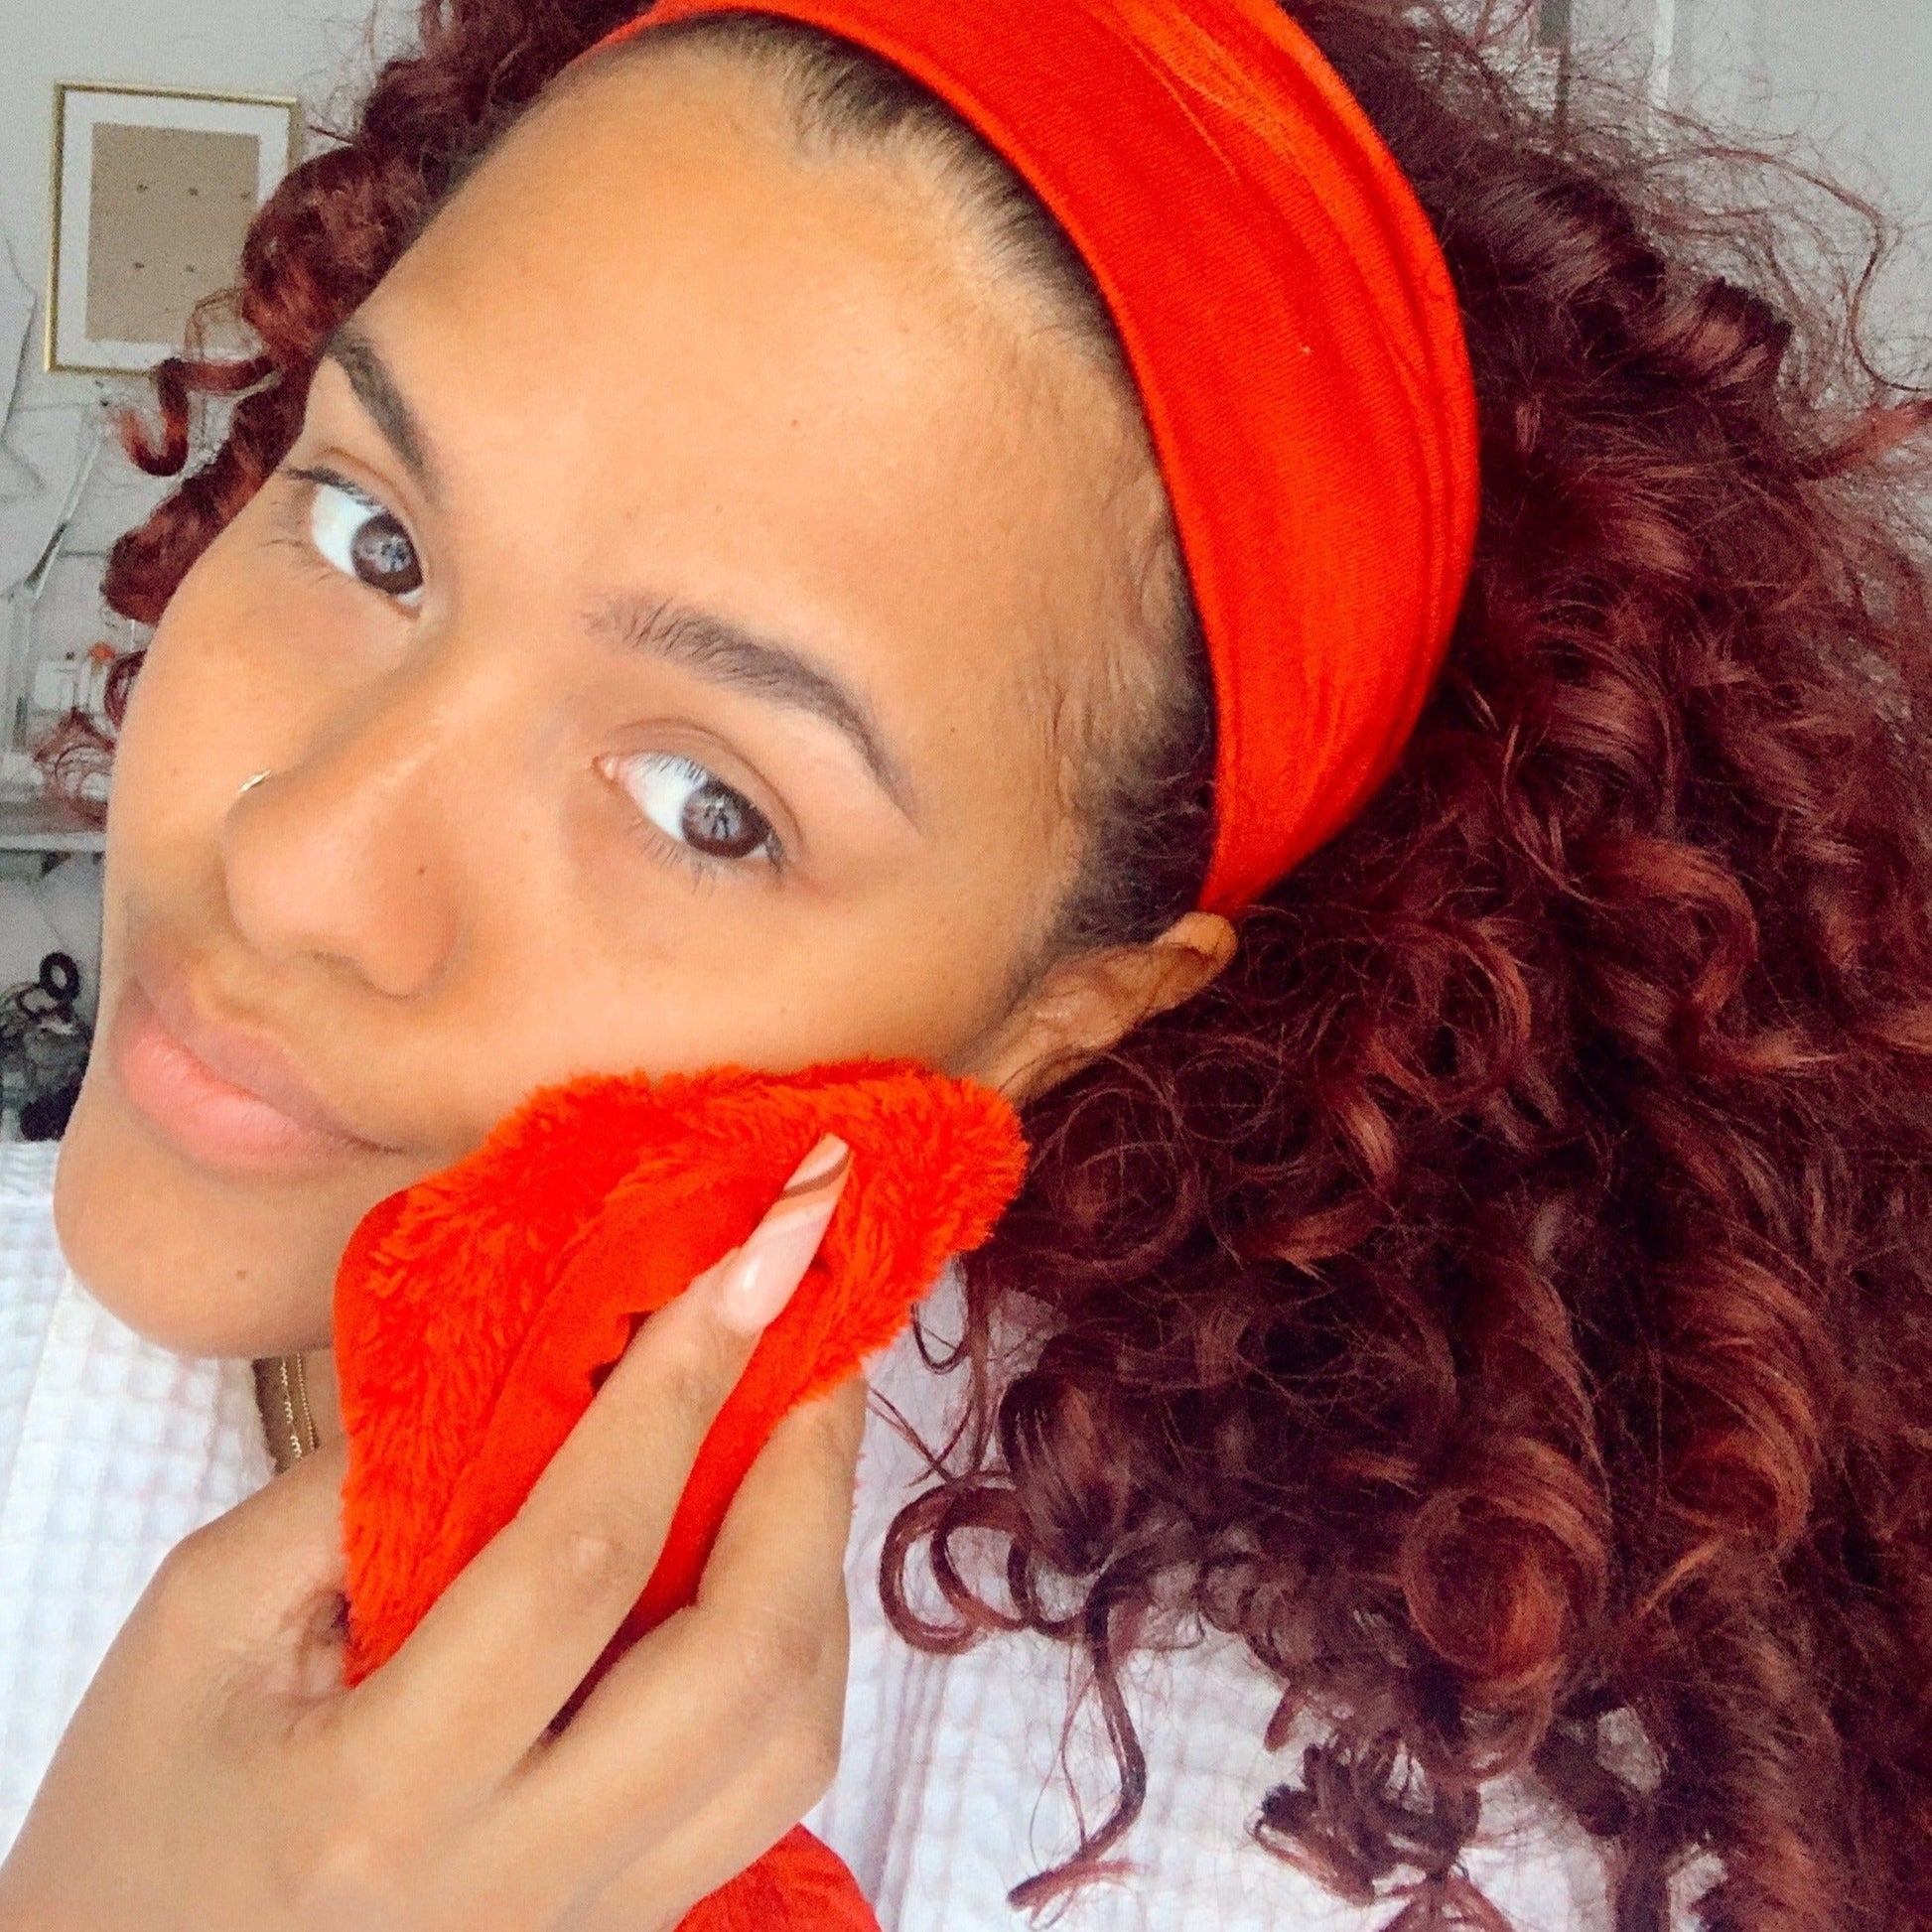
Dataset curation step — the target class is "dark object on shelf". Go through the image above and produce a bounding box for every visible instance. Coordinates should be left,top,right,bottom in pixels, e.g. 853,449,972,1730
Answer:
38,951,80,1004
21,1080,81,1142
1,950,92,1140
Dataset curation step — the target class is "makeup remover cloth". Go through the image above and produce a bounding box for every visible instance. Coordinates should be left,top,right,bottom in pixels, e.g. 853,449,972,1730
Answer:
332,1060,1026,1931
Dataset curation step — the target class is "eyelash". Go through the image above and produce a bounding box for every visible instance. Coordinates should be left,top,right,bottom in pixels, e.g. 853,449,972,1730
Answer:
608,751,788,883
638,822,784,889
275,464,424,606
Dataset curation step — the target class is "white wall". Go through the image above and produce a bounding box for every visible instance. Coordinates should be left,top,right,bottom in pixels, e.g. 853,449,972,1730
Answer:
1648,0,1932,360
0,0,409,594
1668,0,1932,179
1757,0,1932,354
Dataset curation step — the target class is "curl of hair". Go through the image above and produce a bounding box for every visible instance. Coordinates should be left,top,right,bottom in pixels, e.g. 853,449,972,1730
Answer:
103,2,1932,1926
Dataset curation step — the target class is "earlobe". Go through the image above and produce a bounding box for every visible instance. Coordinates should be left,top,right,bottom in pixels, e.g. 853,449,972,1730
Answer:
976,910,1236,1105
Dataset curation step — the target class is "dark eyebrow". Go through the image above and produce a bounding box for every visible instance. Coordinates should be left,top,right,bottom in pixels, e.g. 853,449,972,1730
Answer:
596,595,916,820
321,324,440,501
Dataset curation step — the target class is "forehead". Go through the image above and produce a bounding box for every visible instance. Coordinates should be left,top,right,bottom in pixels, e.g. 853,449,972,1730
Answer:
354,44,1155,834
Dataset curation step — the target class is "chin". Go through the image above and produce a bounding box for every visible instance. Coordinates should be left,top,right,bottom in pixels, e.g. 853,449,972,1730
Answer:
54,1077,357,1360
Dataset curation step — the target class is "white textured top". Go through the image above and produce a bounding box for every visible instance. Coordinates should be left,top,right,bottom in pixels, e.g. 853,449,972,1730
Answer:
0,1143,1611,1925
0,1144,274,1839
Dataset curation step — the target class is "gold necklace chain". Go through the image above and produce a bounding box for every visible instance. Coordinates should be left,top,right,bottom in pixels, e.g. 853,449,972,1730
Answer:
251,1353,320,1472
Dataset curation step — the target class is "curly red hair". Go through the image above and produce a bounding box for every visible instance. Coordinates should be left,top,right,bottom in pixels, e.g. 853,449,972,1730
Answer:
105,3,1932,1926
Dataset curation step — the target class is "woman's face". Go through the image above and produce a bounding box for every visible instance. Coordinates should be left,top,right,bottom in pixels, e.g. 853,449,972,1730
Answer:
56,43,1194,1355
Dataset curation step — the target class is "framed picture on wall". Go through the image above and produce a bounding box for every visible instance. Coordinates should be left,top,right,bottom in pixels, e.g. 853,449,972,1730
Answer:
45,81,300,375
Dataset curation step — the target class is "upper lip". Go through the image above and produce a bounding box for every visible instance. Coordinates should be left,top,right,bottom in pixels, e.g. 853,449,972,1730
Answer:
132,944,398,1152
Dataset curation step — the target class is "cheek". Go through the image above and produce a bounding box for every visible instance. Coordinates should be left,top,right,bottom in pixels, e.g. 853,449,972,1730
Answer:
116,525,324,817
106,518,368,982
114,560,258,885
53,1101,394,1355
67,528,398,1354
101,541,256,989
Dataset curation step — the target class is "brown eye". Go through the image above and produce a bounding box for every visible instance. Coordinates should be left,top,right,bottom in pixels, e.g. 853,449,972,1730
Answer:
618,753,779,866
309,478,424,601
682,777,768,859
348,511,421,596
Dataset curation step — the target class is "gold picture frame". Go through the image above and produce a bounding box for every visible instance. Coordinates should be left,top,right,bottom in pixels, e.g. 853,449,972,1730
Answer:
45,80,301,376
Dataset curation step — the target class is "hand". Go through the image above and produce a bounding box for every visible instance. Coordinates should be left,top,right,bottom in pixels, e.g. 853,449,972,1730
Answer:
0,1157,865,1932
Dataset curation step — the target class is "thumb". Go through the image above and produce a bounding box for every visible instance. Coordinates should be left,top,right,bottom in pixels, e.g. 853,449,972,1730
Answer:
140,1441,351,1686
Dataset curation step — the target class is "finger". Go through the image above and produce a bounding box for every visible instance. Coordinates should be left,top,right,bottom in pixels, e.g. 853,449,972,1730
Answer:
501,1381,866,1909
570,1723,849,1932
579,1389,868,1931
701,1376,866,1614
349,1136,850,1786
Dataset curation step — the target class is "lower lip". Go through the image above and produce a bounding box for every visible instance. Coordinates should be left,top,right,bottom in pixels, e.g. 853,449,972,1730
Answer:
112,987,367,1179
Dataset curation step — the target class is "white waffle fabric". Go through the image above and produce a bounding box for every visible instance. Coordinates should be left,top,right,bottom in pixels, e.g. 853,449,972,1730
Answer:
0,1141,1613,1927
0,1143,273,1848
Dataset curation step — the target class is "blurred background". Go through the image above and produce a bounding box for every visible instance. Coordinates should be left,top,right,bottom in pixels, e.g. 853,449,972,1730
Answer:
0,0,1925,1137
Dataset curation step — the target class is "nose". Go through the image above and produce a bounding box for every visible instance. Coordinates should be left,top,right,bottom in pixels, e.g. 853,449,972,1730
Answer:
220,659,477,1000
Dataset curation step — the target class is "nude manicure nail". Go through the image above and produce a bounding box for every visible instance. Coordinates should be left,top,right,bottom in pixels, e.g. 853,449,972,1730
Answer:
716,1136,851,1335
777,1133,851,1197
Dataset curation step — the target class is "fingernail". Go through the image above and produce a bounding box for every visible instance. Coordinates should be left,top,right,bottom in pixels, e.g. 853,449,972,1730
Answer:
779,1133,851,1195
715,1136,850,1335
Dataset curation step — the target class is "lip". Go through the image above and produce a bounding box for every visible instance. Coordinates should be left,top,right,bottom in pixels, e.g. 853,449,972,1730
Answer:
110,953,397,1178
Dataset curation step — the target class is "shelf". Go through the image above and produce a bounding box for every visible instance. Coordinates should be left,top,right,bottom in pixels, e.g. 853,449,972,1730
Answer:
0,795,106,853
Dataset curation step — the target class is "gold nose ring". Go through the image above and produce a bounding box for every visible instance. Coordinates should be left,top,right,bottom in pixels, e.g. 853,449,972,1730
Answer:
236,769,273,798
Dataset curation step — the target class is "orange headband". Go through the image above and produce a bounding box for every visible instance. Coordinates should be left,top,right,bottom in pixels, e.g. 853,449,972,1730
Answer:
594,0,1479,911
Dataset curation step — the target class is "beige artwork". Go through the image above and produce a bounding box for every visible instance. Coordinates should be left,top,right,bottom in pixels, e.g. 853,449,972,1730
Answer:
84,122,259,346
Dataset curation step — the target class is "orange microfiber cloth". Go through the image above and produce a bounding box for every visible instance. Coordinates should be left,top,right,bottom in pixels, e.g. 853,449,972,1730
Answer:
333,1059,1027,1931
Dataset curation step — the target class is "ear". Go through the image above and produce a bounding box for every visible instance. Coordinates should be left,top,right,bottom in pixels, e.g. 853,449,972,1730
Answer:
970,911,1236,1106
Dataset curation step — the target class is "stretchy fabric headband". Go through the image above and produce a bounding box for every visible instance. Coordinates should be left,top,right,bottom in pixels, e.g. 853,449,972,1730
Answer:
593,0,1480,912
